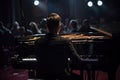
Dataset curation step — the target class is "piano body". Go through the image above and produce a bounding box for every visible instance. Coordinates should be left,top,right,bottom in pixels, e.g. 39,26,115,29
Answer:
11,27,112,70
10,27,115,80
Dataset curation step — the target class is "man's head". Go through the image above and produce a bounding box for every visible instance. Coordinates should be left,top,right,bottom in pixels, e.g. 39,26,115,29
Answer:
82,19,90,26
46,13,61,34
69,20,78,29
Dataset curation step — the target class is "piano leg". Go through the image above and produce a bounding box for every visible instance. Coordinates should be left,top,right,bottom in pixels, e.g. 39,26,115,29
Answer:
84,63,96,80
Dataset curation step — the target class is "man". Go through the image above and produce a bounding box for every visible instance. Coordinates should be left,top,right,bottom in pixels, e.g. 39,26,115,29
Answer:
34,13,81,80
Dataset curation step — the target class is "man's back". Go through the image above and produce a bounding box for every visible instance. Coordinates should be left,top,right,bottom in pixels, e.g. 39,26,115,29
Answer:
34,13,81,79
35,33,77,78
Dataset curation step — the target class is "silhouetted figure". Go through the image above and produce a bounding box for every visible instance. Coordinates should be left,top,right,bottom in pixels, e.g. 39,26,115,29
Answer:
0,21,11,34
28,21,41,34
0,21,17,68
34,13,81,80
61,18,70,34
79,19,96,33
11,21,21,38
69,19,80,33
40,18,48,34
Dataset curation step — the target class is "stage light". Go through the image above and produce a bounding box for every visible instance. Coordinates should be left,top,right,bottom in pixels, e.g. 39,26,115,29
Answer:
34,0,39,6
97,0,103,6
87,1,93,7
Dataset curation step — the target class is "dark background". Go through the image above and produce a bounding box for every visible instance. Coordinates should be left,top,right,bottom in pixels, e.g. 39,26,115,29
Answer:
0,0,120,26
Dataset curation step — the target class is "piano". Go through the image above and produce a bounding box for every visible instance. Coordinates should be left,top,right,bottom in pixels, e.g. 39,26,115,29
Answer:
11,27,112,69
10,27,113,80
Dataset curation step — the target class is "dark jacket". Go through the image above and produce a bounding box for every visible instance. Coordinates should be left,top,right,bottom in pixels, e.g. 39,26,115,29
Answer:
34,33,80,78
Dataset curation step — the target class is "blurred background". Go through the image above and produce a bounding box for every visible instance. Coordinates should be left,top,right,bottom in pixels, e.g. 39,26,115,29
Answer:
0,0,120,25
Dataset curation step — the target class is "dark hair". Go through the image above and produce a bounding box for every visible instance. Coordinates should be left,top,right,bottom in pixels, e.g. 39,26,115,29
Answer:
47,13,61,31
70,20,77,28
82,19,90,25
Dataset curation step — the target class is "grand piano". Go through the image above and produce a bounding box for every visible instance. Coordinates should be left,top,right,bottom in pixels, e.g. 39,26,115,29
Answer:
11,27,114,80
11,26,112,68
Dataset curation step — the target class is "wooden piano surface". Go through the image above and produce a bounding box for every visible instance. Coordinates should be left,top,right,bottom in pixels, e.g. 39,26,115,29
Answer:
17,32,111,45
13,32,112,69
